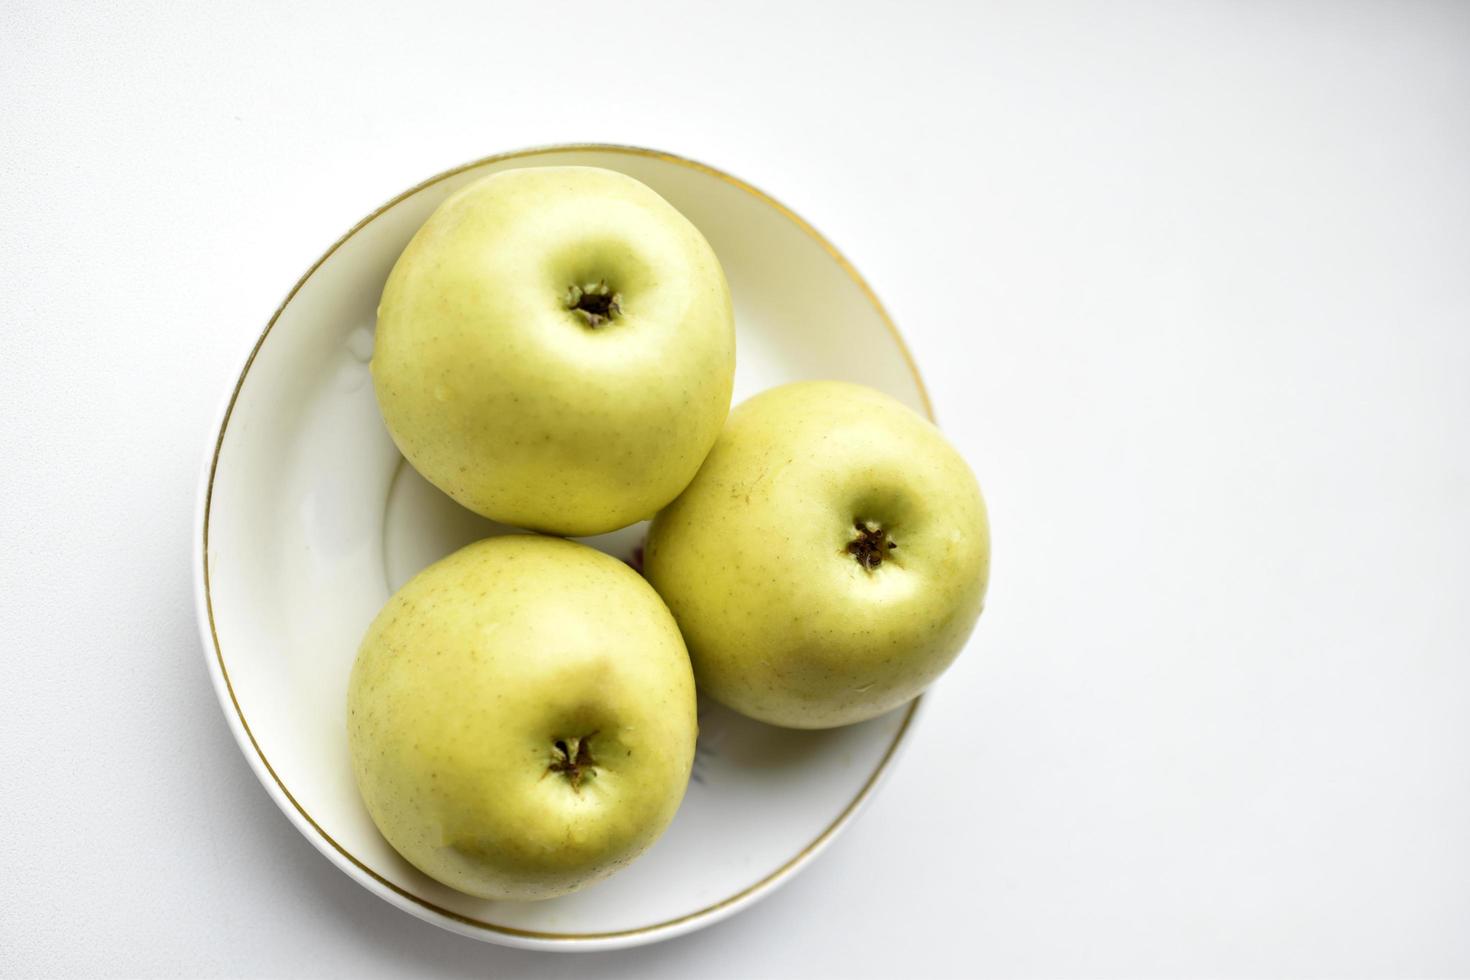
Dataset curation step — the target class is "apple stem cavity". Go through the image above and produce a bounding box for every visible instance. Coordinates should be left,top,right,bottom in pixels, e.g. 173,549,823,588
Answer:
565,280,622,328
546,732,598,790
846,519,898,571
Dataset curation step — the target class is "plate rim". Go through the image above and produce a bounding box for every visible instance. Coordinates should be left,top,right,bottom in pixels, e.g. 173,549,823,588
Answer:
193,142,934,949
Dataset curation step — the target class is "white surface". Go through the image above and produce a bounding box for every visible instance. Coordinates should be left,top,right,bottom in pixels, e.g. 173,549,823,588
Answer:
200,145,924,947
2,0,1468,976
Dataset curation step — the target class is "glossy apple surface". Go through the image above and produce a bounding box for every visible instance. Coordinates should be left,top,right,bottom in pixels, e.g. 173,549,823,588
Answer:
348,535,698,900
646,381,989,729
373,166,735,536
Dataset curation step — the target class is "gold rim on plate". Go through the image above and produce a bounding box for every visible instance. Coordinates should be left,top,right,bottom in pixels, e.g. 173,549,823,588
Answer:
201,143,933,943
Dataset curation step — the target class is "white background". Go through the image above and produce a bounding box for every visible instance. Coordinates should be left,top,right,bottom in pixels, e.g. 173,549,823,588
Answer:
3,1,1468,977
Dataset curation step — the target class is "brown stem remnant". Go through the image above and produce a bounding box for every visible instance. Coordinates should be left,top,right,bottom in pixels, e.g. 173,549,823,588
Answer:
546,733,598,790
846,519,898,571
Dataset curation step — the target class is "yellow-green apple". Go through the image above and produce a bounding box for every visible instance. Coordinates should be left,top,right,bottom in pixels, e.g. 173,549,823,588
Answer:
372,166,735,536
645,381,989,729
347,535,698,900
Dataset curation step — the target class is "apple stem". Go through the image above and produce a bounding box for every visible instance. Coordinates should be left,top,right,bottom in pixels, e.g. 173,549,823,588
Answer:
546,732,598,790
565,280,622,328
846,519,898,571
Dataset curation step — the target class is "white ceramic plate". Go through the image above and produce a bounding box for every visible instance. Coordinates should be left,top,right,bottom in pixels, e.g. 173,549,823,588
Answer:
195,144,934,951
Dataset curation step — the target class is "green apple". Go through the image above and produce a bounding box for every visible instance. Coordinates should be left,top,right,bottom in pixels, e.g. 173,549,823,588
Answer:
373,166,735,536
347,535,698,900
645,381,989,729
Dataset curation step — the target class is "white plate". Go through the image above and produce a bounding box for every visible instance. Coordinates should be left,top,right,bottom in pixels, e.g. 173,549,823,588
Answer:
194,144,934,951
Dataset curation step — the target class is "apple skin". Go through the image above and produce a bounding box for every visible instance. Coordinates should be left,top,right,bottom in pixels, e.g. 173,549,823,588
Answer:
645,381,989,729
347,535,698,900
373,166,735,536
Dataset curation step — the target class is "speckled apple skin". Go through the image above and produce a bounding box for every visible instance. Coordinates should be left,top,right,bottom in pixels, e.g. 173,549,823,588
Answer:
372,166,735,536
645,381,990,729
347,536,698,901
